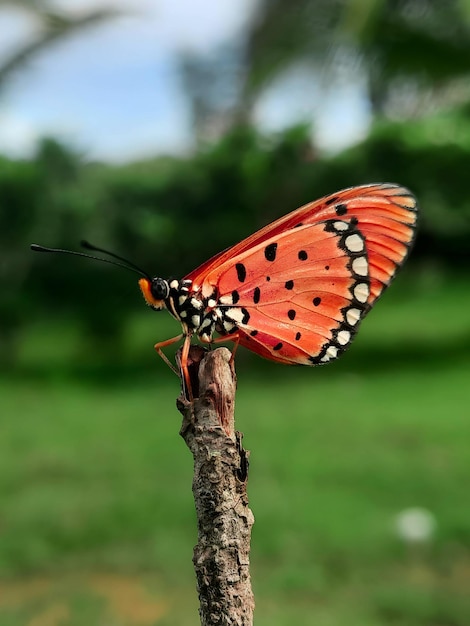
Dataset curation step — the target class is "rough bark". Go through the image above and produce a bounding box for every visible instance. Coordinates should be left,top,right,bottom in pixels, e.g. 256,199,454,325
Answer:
176,346,255,626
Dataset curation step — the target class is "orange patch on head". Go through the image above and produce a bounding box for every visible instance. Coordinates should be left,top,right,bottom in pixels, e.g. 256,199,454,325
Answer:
139,278,166,309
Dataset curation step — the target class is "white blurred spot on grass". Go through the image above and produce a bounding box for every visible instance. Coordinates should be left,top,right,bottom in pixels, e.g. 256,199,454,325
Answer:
395,507,437,544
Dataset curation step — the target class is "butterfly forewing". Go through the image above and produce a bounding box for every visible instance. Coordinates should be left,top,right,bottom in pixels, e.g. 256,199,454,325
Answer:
185,183,417,365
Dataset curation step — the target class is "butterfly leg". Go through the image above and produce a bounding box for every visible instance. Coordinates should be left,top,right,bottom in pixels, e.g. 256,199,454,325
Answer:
229,334,240,364
154,333,184,375
180,333,194,401
155,333,195,400
210,332,241,364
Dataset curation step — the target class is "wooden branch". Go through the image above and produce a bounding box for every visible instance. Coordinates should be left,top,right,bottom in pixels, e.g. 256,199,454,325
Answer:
176,346,255,626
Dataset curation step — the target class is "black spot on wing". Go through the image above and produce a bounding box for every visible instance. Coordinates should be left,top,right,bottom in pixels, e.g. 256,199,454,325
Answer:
285,280,294,290
264,243,277,261
273,342,283,351
335,203,347,216
253,287,261,304
232,290,240,304
298,250,308,261
236,263,246,282
288,309,296,320
313,297,321,306
295,332,301,341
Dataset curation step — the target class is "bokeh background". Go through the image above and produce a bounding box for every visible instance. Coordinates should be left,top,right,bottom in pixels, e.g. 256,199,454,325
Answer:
1,1,470,624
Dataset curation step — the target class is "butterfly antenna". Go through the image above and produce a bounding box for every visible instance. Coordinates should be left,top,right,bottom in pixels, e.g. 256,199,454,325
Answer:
80,240,150,276
30,243,151,279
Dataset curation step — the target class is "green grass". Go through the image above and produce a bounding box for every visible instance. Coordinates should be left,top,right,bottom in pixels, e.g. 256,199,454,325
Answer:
1,274,470,625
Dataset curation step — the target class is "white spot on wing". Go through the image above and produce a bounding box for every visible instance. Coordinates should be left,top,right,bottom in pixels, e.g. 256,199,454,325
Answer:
337,330,351,345
226,308,245,323
346,308,361,326
191,315,200,327
170,280,179,289
178,295,187,306
219,294,233,305
334,220,348,231
208,299,216,308
345,234,364,252
326,345,338,359
352,256,368,276
354,282,369,303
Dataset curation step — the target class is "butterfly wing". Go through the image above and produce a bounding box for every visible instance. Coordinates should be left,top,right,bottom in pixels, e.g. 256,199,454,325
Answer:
187,183,418,365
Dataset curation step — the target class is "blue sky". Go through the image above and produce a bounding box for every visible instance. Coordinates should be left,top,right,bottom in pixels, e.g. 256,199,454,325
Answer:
0,0,370,162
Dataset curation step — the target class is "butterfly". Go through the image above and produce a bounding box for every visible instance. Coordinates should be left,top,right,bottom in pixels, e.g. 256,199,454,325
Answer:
32,183,418,398
138,183,417,388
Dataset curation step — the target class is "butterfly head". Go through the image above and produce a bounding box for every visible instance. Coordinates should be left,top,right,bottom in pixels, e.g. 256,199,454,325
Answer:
139,277,169,310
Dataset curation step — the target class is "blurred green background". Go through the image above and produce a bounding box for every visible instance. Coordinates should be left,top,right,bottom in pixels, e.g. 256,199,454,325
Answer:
1,1,470,624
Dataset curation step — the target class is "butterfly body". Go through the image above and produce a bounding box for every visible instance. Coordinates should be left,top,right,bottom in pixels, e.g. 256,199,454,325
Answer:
139,183,418,379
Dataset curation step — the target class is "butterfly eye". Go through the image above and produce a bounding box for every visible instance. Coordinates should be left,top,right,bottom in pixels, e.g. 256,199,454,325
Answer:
150,278,169,301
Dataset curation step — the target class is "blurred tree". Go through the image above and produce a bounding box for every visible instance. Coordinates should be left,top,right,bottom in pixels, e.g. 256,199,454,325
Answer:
243,0,344,105
0,0,118,90
179,42,247,143
179,0,470,140
243,0,470,117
